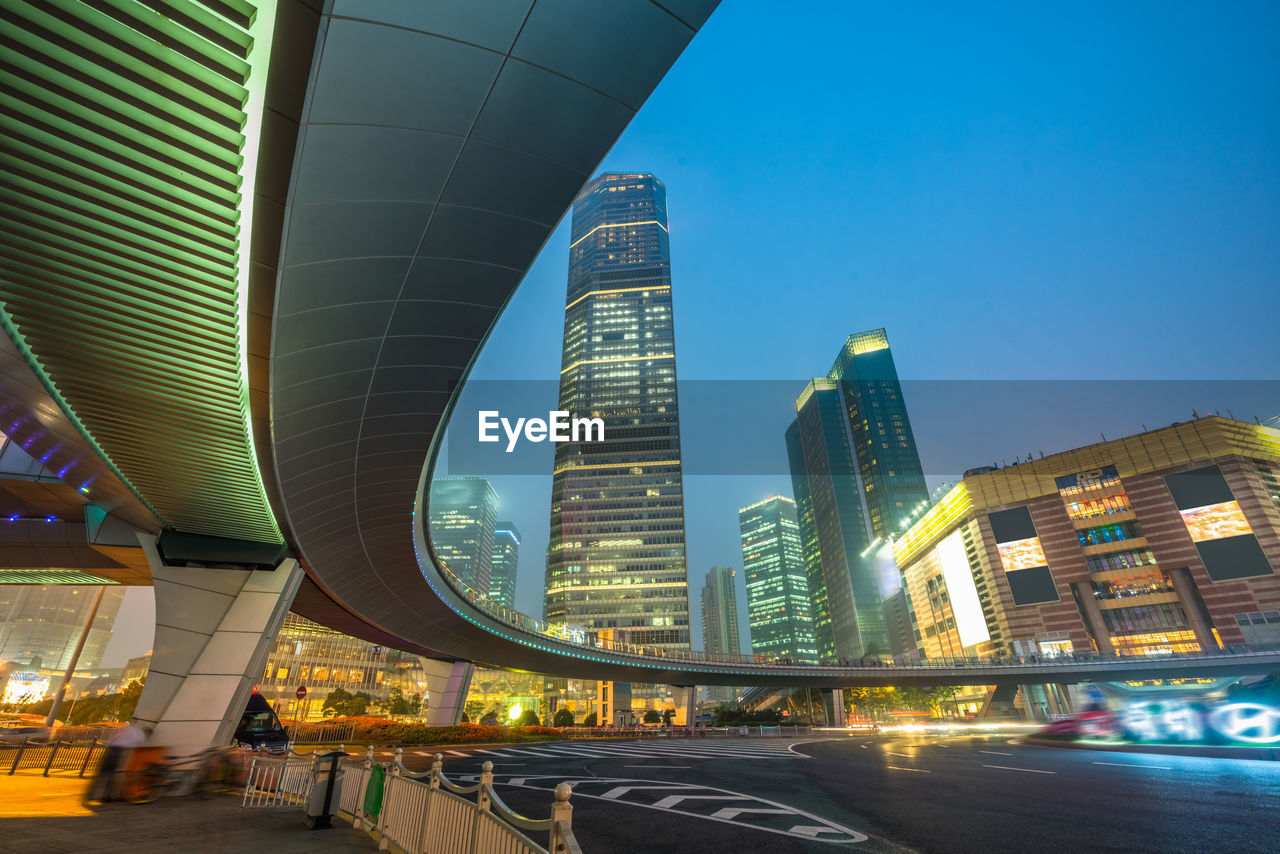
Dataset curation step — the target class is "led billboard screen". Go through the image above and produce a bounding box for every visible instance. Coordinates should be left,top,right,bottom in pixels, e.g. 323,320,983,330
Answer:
1164,465,1274,582
1180,500,1253,542
988,506,1059,605
937,530,990,648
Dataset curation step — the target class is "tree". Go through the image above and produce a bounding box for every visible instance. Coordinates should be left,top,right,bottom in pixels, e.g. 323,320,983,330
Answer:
643,710,661,724
518,708,540,726
661,708,675,726
323,687,371,718
582,711,598,727
553,708,575,728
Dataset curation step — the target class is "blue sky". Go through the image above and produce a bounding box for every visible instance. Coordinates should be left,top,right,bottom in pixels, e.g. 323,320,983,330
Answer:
441,1,1280,649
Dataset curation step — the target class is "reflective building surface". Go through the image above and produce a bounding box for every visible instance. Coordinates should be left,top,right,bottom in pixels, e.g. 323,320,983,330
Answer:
429,478,499,596
544,173,690,649
489,523,521,610
738,496,819,662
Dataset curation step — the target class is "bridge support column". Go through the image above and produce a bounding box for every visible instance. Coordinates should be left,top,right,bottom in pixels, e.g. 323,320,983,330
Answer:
423,659,474,725
133,537,302,752
820,688,845,727
671,685,697,726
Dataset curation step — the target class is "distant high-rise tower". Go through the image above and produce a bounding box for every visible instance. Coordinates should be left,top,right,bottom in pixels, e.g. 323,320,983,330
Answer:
489,523,520,610
700,566,742,658
788,329,930,658
544,173,690,649
738,496,819,662
429,478,499,595
0,585,125,672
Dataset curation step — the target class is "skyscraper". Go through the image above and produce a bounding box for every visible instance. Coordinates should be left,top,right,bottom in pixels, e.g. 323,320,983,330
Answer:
787,329,930,658
0,584,125,672
700,566,742,658
428,478,499,595
489,523,520,610
738,496,819,663
544,173,690,649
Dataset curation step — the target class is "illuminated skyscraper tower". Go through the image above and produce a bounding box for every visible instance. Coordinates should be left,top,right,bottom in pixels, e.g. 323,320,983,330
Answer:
489,523,520,610
788,329,930,659
429,477,499,596
738,496,819,663
544,173,690,650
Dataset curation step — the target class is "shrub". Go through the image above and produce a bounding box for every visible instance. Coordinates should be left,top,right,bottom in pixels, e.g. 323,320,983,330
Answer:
643,710,661,724
517,709,540,727
552,708,575,728
320,717,569,746
582,712,598,727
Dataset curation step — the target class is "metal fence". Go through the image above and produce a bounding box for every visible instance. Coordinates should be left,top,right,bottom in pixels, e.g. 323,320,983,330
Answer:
338,746,582,854
2,738,102,777
241,751,318,808
288,720,357,744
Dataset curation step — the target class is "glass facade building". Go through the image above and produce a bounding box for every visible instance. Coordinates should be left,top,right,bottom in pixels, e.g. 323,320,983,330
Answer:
738,496,819,662
0,584,124,674
787,329,930,659
700,566,742,657
429,477,499,596
258,613,429,722
489,523,520,610
543,173,690,650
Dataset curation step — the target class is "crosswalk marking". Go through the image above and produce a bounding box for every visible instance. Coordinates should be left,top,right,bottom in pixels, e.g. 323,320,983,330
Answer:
438,739,827,765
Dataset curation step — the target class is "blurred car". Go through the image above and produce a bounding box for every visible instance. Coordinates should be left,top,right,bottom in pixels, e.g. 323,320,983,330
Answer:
0,725,52,744
233,692,289,753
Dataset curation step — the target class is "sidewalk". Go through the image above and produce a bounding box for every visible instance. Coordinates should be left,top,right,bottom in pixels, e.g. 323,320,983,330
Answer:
0,774,374,853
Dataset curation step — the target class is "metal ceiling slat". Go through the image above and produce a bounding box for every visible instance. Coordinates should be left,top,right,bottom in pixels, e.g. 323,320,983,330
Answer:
3,142,235,241
47,0,250,85
88,0,251,80
3,122,238,232
0,40,245,152
7,1,248,121
0,57,242,172
2,169,237,257
0,246,232,314
1,204,235,286
1,218,236,299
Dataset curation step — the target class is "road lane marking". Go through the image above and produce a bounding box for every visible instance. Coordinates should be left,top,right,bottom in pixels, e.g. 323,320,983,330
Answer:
886,766,931,773
624,765,691,769
886,752,913,758
980,750,1012,756
1092,761,1172,770
983,764,1055,774
933,743,950,748
860,745,869,749
473,774,870,844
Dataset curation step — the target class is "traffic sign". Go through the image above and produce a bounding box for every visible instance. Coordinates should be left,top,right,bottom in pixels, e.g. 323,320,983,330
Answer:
296,685,307,700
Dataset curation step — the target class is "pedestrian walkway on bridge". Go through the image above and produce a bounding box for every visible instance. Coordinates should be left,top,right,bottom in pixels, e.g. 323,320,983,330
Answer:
0,774,372,853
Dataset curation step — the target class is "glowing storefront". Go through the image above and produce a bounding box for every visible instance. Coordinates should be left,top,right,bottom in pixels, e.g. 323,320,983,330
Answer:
895,417,1280,661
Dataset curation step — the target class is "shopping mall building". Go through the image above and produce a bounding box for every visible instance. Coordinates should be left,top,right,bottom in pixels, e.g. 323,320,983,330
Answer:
895,416,1280,663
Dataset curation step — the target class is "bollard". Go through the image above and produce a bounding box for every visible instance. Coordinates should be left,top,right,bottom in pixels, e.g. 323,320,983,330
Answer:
548,782,574,853
477,761,493,812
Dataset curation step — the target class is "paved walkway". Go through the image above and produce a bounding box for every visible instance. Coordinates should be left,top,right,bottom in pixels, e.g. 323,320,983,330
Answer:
0,775,374,853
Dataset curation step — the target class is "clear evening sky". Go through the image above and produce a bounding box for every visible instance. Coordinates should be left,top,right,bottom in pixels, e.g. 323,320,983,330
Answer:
115,1,1280,664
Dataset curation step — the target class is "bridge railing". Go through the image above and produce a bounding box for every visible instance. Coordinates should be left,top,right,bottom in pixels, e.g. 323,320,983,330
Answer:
339,745,581,854
434,563,1280,673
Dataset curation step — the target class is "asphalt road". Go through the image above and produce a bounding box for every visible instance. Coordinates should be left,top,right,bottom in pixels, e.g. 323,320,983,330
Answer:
388,732,1280,853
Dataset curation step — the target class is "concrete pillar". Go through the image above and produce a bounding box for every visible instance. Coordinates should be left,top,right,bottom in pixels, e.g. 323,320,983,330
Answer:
820,688,845,727
1072,581,1115,656
671,685,697,726
596,681,632,726
133,536,303,753
1168,567,1220,652
422,659,474,726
